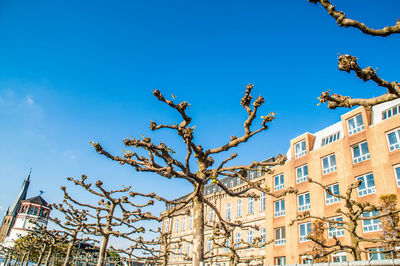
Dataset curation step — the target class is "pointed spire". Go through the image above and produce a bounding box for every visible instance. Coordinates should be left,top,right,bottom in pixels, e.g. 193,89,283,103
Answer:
27,167,32,182
8,170,31,217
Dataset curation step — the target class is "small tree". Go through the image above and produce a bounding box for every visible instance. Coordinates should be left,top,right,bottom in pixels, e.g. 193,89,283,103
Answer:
291,178,400,261
380,194,400,258
62,175,158,266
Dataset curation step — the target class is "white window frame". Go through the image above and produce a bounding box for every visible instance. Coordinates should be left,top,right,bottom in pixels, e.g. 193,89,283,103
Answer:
332,252,347,263
260,227,266,244
295,140,307,158
181,216,186,231
386,128,400,152
274,199,285,217
248,198,254,214
362,211,382,233
249,170,255,180
321,154,336,175
296,164,308,184
225,239,230,252
382,104,400,120
234,232,241,247
394,164,400,187
347,114,364,136
275,257,286,266
189,214,193,229
325,183,340,205
322,131,340,146
226,202,231,220
209,208,214,221
356,173,376,197
175,218,179,233
297,192,310,212
328,216,344,238
247,230,254,244
351,141,370,164
260,192,266,211
186,242,191,256
299,222,312,242
274,227,286,246
368,248,386,261
236,199,242,217
207,238,212,251
274,174,284,191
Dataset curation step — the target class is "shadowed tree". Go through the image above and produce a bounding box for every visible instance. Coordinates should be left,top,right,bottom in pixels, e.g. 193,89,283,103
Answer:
307,0,400,109
91,85,297,264
290,178,400,261
380,194,400,258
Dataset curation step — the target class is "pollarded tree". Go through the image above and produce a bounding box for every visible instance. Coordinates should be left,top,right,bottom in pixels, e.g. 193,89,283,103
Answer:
62,175,158,266
307,0,400,109
290,178,400,261
51,198,89,266
91,85,296,264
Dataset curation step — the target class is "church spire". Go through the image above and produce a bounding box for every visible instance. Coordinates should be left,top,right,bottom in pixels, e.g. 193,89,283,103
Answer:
8,170,31,217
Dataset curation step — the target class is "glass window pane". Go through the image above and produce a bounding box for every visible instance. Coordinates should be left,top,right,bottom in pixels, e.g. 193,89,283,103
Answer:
388,132,398,145
356,114,363,127
353,146,361,158
330,155,336,166
361,142,369,154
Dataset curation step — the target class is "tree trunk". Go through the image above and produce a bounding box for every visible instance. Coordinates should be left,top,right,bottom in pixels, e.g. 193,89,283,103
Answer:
96,235,109,266
37,244,47,266
192,184,204,266
23,251,31,266
19,252,27,266
63,231,78,266
44,246,53,266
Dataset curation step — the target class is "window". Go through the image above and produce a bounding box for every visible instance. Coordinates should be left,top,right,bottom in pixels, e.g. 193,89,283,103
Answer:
362,211,382,232
230,179,234,188
296,164,308,184
299,222,312,242
247,230,254,244
209,208,214,221
248,198,254,214
275,256,286,265
260,228,266,245
368,248,385,261
387,128,400,151
274,174,284,191
322,154,336,174
274,227,286,245
189,214,193,229
347,114,364,135
352,141,370,164
164,220,169,232
328,217,344,238
175,219,180,233
332,252,347,263
226,203,231,220
322,131,340,146
297,193,310,212
207,238,212,251
186,243,191,256
234,232,241,247
32,207,38,216
225,239,230,252
383,104,400,120
356,173,376,197
181,217,186,231
257,166,263,177
260,192,266,211
295,140,307,158
274,199,285,217
249,170,255,180
236,199,242,217
394,165,400,187
326,183,340,205
301,256,313,264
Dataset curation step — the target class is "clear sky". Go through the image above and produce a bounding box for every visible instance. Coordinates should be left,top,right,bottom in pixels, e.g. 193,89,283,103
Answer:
0,0,399,243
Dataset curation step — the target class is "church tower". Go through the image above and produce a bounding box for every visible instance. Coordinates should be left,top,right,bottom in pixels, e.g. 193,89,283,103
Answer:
0,171,31,242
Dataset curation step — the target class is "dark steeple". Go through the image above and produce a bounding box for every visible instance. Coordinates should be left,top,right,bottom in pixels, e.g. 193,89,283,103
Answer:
8,170,31,217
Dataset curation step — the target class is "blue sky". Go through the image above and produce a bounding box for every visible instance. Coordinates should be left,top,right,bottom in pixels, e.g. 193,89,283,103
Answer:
0,0,399,239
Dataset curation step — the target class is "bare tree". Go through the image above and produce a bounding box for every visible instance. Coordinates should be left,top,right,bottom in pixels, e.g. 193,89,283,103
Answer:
51,198,90,266
62,175,158,266
290,178,400,261
91,85,295,264
307,0,400,109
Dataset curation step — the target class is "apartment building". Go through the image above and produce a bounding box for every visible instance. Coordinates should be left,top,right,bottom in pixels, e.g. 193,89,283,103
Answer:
162,98,400,265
